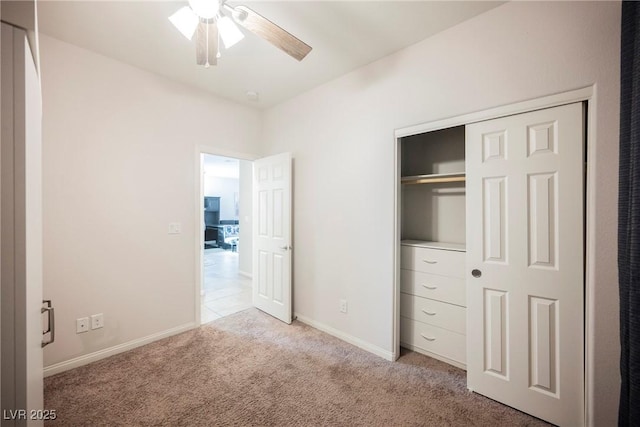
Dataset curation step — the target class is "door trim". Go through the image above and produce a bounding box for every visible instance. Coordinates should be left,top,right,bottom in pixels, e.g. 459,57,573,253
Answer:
194,145,256,326
392,86,595,424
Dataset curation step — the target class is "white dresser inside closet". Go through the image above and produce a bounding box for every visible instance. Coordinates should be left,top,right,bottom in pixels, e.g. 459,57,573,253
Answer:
399,125,467,369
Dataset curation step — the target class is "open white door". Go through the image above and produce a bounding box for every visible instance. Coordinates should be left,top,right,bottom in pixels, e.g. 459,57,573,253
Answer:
1,23,46,424
466,102,584,426
252,153,292,324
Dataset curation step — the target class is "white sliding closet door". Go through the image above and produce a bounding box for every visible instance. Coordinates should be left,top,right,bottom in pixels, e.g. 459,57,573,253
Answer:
465,102,584,426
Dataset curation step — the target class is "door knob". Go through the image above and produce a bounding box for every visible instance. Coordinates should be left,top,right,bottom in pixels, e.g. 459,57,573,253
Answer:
279,245,292,251
471,269,482,278
42,300,55,348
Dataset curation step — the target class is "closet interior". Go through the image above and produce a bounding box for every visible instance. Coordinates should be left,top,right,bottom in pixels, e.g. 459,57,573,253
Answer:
399,125,467,369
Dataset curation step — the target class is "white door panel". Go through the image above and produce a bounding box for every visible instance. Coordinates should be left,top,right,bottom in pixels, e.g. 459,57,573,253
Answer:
252,153,292,324
466,103,584,426
1,23,45,425
24,28,45,425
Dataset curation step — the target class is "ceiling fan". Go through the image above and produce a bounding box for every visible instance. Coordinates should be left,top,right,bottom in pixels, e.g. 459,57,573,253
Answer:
169,0,312,67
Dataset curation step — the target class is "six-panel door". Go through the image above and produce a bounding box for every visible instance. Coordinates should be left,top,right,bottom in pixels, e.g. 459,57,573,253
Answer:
465,103,584,426
252,153,293,324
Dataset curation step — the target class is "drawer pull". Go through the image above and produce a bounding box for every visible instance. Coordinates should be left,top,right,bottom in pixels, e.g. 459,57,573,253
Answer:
422,284,438,290
421,309,437,316
422,259,438,264
420,334,436,341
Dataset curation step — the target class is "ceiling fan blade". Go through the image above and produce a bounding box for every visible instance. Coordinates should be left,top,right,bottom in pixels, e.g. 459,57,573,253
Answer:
195,21,218,66
230,5,311,61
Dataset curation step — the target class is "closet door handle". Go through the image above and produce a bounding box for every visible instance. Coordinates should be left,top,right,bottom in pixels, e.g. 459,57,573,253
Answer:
422,284,438,290
420,334,436,341
422,259,438,264
421,309,436,316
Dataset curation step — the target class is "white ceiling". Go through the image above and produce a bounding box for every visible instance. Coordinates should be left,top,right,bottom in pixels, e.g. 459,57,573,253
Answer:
37,1,503,109
203,154,240,178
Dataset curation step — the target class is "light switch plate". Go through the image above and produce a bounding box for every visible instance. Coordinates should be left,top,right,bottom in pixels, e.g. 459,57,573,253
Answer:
168,222,181,234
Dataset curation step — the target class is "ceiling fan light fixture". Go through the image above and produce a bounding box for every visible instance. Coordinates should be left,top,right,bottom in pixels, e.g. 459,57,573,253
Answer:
169,6,199,40
170,2,312,67
188,0,219,20
217,15,244,49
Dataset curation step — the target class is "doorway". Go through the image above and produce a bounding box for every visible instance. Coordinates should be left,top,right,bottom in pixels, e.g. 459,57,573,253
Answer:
200,154,252,324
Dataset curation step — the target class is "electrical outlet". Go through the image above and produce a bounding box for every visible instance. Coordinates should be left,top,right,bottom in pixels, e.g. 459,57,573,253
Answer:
91,313,104,330
339,299,348,314
76,317,89,333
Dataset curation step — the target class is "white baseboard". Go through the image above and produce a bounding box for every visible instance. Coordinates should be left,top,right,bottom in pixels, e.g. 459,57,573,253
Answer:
43,322,197,377
238,270,252,279
294,313,395,361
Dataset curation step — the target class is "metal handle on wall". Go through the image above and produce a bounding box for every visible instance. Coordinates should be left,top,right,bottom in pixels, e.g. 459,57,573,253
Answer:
42,300,55,348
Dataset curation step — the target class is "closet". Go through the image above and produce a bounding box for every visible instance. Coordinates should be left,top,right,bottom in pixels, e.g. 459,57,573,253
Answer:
399,125,467,369
397,101,585,427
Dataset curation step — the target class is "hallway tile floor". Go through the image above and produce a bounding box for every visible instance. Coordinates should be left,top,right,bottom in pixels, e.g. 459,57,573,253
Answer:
201,248,252,324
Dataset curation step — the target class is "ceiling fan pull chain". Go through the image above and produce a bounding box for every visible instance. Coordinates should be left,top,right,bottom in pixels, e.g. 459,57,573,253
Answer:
217,22,222,59
205,21,210,68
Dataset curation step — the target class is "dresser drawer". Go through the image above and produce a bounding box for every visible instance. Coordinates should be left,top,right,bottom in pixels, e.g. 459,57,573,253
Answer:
400,245,465,278
401,269,466,306
400,317,466,365
400,293,466,334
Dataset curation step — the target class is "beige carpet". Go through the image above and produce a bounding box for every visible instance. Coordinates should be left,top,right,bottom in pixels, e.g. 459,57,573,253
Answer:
44,309,548,426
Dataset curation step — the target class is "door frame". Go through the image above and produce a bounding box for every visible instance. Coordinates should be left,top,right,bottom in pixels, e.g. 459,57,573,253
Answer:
392,86,595,422
194,146,257,326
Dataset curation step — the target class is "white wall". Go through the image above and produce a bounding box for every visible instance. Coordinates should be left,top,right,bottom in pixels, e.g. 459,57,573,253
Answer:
40,35,261,368
203,175,239,221
262,2,620,425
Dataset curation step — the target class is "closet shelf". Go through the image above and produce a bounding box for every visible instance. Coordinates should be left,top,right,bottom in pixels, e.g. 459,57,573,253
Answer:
401,172,465,185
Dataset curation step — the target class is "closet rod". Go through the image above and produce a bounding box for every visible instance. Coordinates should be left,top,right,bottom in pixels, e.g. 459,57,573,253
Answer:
402,176,466,185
